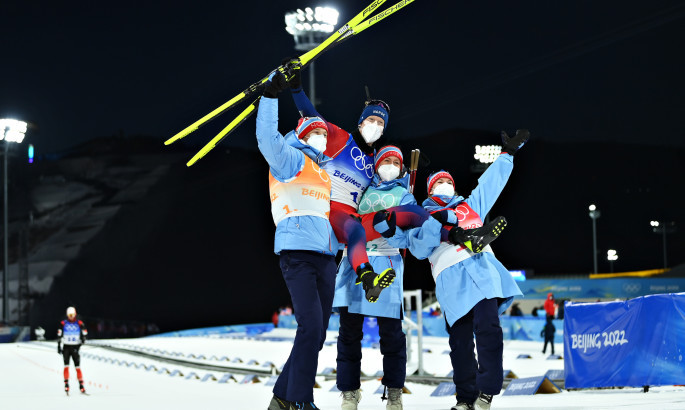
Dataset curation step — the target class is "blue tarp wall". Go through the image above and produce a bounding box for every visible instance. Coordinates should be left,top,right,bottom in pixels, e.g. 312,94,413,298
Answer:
564,292,685,388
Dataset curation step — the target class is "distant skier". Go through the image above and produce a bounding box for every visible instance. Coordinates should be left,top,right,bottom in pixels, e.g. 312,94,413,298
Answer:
400,130,530,410
57,306,88,395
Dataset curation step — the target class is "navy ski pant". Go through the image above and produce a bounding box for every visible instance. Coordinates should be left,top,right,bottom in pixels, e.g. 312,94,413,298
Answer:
447,298,504,404
273,250,336,403
336,307,407,391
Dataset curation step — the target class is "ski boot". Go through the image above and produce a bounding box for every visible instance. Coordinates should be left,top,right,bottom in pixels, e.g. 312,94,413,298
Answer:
64,380,69,395
268,394,291,410
384,387,403,409
473,392,493,410
340,389,361,409
79,381,86,394
448,216,507,253
356,264,395,303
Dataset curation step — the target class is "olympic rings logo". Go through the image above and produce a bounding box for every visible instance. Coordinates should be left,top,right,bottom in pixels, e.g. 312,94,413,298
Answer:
312,160,329,182
350,146,374,178
358,192,396,213
455,204,470,222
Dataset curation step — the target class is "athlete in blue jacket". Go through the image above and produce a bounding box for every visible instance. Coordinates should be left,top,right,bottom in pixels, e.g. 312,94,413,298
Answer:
259,72,336,410
333,146,441,409
400,130,529,410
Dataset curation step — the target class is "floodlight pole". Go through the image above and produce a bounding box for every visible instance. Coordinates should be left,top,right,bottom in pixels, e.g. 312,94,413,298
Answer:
588,205,600,274
2,134,7,323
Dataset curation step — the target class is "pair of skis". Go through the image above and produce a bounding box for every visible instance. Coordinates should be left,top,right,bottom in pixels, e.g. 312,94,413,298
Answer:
164,0,418,167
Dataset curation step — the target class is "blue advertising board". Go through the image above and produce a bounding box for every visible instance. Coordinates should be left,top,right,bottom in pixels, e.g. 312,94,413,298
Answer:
564,293,685,388
518,278,685,299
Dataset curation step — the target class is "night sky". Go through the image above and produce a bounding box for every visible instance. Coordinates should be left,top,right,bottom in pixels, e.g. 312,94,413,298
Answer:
3,0,685,153
3,1,685,330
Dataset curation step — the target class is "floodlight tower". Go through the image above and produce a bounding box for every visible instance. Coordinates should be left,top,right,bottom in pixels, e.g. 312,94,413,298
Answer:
0,119,27,323
285,7,339,108
588,204,600,274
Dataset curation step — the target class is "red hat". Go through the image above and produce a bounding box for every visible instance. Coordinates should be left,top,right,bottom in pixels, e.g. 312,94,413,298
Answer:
427,170,455,194
295,117,328,139
374,145,403,171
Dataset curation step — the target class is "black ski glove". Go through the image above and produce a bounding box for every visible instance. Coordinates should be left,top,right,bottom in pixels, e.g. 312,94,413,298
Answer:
281,57,302,90
373,210,397,238
430,209,457,225
263,71,289,99
501,129,530,155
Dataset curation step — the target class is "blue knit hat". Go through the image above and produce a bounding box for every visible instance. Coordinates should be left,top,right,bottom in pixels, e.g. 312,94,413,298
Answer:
358,103,389,130
374,145,403,171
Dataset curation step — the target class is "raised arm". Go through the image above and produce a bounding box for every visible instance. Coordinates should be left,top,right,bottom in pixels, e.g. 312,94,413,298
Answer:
256,73,305,181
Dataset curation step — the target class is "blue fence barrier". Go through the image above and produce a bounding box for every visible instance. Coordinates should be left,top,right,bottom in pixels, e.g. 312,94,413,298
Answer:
564,292,685,388
518,278,685,299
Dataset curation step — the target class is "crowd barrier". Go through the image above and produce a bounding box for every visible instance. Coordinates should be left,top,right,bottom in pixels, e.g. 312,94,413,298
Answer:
564,292,685,388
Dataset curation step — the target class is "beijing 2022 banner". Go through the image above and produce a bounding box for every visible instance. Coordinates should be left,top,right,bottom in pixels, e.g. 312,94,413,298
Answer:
564,293,685,389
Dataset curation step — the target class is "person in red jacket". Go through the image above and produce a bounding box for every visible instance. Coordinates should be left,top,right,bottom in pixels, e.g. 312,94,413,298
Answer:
57,306,88,394
544,293,556,318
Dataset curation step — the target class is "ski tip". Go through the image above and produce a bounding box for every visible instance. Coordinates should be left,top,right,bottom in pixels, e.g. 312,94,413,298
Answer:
165,127,197,145
186,144,216,167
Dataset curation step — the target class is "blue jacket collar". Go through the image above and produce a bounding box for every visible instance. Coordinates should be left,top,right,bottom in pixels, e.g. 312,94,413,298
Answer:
422,194,465,210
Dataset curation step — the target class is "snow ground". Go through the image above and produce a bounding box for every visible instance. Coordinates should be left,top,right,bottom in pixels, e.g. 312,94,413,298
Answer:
1,329,684,410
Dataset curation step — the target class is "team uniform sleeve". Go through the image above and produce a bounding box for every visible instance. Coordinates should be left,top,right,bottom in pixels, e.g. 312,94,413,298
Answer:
465,153,514,217
291,88,319,118
256,97,305,181
387,217,442,258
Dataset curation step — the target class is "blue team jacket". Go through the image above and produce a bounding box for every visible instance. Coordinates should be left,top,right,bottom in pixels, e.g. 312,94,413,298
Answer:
403,154,523,326
255,97,338,255
332,174,423,319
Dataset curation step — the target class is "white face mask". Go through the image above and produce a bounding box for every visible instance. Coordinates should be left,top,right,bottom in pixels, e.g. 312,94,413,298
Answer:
433,183,455,197
377,164,400,181
305,133,327,153
360,122,382,144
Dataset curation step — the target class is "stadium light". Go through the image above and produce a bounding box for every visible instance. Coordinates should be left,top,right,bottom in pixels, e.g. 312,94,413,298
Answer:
1,118,27,323
607,249,618,273
588,204,600,274
285,6,339,108
474,145,502,164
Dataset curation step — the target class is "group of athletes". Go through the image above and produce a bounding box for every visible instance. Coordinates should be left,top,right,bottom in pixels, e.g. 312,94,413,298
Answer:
259,66,529,410
53,62,529,409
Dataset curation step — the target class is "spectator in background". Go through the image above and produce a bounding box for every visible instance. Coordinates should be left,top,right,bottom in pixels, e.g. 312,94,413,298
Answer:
509,303,523,316
531,306,539,317
557,300,566,320
540,315,556,355
544,292,557,318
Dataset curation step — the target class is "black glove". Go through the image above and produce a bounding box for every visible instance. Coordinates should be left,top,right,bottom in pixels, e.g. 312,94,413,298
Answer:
501,129,530,155
57,345,62,354
373,210,397,238
430,209,457,225
263,71,289,99
281,57,302,90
